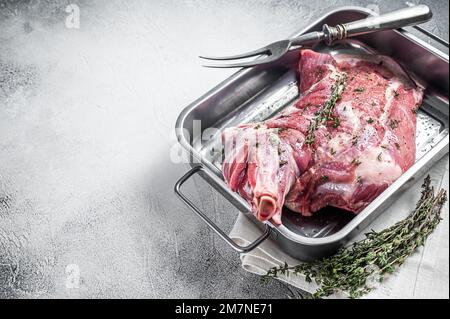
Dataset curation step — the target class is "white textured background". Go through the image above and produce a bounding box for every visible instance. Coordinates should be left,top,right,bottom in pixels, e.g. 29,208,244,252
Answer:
0,0,448,298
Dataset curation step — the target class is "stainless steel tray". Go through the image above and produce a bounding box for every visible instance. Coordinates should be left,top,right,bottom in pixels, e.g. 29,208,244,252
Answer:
174,7,449,261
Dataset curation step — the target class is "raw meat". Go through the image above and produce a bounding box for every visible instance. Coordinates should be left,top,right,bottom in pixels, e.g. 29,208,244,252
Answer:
222,49,423,225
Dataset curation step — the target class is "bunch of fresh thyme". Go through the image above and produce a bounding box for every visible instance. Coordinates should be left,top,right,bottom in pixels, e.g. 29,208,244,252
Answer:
262,175,447,298
305,73,347,145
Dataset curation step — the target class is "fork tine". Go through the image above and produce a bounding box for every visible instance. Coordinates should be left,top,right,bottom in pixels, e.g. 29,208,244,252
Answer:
199,46,270,61
201,56,278,68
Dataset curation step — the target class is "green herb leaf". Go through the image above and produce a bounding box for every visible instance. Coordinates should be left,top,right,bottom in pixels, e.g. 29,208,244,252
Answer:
261,176,447,299
306,73,348,145
332,116,341,128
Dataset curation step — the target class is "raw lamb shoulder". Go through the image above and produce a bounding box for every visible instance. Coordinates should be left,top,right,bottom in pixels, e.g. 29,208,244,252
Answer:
222,49,423,225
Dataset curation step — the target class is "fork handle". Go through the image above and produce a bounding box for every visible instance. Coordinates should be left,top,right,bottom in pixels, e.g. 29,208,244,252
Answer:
321,5,432,45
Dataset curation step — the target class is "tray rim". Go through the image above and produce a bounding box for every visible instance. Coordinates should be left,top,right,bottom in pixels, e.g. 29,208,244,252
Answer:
175,6,450,247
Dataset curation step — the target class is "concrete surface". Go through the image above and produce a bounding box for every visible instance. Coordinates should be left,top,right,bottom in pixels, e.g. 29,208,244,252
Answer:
0,0,448,298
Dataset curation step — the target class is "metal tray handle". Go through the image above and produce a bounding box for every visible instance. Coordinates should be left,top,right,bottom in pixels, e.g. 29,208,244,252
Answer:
174,165,271,253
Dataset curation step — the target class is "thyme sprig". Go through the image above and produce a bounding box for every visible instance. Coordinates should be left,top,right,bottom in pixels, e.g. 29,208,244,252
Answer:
305,73,348,145
262,175,447,299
